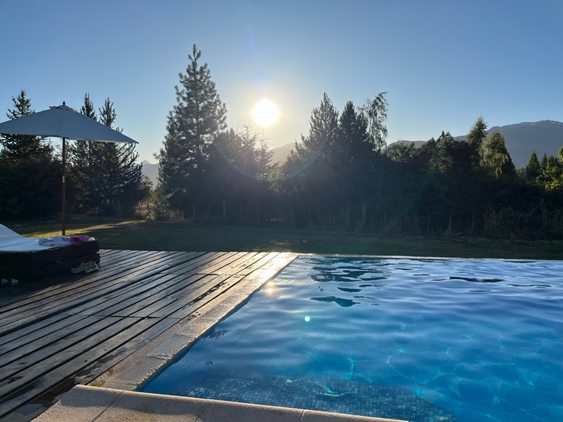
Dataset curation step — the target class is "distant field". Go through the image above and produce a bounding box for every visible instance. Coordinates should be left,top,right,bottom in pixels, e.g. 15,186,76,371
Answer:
9,215,563,260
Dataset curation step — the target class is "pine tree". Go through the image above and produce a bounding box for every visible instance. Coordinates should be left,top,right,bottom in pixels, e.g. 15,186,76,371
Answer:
338,101,372,163
525,151,541,181
69,96,145,215
256,136,275,181
542,154,562,191
283,94,341,227
158,45,227,213
96,98,145,215
296,93,339,162
69,93,98,211
540,153,548,171
0,90,58,217
336,101,373,203
1,90,52,161
466,117,487,167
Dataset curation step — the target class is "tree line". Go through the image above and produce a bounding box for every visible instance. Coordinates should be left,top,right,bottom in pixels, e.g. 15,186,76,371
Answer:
0,91,147,218
1,44,562,239
157,45,563,238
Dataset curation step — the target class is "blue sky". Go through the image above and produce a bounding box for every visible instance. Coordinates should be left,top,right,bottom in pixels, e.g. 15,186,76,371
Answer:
1,0,562,162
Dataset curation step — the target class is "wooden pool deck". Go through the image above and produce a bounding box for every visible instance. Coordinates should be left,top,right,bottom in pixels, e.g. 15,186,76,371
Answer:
0,249,297,421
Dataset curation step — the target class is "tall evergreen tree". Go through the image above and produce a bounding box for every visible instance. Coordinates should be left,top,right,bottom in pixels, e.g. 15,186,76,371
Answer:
466,117,487,167
525,151,541,181
158,44,227,213
336,101,373,203
0,90,58,217
542,154,562,191
296,93,340,162
1,90,52,161
69,93,98,211
337,101,372,163
69,96,145,215
540,153,548,171
97,98,145,215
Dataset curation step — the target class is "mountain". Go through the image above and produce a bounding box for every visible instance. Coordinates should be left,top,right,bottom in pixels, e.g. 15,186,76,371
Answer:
271,142,295,164
141,160,158,186
390,120,563,167
488,121,563,167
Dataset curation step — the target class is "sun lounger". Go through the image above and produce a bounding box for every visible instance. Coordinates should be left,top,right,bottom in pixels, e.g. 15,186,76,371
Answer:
0,224,99,286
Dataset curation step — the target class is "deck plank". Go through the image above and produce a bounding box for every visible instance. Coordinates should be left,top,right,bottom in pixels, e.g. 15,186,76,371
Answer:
0,251,200,333
0,249,297,420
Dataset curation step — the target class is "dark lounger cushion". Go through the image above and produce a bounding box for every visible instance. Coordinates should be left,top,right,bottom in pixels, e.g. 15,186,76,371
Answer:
0,241,100,284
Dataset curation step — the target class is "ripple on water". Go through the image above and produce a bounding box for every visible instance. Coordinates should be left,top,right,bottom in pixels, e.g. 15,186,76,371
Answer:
143,256,563,422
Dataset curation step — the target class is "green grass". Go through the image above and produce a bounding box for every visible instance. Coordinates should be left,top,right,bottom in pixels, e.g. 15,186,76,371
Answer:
9,215,563,260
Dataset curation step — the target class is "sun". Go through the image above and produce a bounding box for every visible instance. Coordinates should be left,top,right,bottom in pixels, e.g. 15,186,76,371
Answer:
251,99,280,127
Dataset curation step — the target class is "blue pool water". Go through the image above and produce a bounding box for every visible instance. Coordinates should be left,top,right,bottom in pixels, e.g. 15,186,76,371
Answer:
143,256,563,421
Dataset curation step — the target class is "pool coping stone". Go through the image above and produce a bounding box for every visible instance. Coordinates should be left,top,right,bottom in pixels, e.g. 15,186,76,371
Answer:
33,385,406,422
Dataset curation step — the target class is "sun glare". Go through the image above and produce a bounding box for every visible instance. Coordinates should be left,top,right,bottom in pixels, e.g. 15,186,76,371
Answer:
252,99,279,127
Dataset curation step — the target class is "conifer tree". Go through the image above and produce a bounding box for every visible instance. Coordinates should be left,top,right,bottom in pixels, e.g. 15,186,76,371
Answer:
542,154,562,191
466,117,487,166
525,151,541,181
69,96,145,215
158,45,227,212
337,101,373,202
69,93,98,210
0,90,58,217
338,101,372,163
296,93,339,162
1,90,52,161
286,94,341,226
96,98,145,215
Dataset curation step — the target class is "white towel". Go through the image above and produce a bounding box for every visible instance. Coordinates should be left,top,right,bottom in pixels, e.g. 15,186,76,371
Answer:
0,224,56,252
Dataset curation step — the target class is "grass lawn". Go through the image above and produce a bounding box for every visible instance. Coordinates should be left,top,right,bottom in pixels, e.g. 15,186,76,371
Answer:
8,215,563,260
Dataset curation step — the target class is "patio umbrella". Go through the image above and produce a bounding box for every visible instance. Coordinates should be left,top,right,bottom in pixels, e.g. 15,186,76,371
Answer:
0,102,138,234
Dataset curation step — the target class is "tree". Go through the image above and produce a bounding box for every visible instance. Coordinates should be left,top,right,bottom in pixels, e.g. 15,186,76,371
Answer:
525,151,541,181
466,117,487,167
69,96,146,215
278,94,342,227
362,92,388,152
0,90,58,217
542,154,562,191
1,90,52,162
337,101,372,164
68,93,98,211
336,101,373,202
481,131,515,178
296,93,339,162
158,44,227,213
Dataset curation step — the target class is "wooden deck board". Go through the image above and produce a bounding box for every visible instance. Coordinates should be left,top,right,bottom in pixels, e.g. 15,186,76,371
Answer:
0,249,297,421
0,251,200,333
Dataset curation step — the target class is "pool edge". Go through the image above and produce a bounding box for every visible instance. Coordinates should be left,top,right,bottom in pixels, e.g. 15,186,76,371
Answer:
33,385,407,422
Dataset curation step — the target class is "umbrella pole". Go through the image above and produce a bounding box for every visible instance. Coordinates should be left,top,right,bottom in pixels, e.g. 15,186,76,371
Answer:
61,137,67,235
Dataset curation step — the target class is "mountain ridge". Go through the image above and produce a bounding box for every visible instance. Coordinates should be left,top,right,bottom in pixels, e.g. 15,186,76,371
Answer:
392,120,563,167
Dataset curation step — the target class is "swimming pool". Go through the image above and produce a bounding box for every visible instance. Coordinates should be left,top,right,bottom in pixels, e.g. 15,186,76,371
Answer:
142,256,563,421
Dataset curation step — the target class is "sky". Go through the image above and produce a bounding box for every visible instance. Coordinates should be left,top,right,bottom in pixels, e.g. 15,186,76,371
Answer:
1,0,562,162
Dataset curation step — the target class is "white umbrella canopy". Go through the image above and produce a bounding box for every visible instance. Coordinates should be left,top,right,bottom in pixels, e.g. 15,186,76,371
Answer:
0,103,137,143
0,102,138,234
